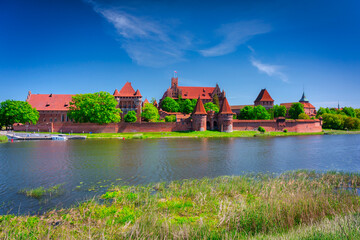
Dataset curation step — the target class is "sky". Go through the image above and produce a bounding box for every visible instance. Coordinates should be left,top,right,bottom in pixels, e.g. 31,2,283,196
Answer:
1,0,360,108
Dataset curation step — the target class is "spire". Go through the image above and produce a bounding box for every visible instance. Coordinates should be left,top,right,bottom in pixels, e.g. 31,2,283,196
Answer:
219,97,234,114
338,101,340,110
299,91,309,103
192,96,207,115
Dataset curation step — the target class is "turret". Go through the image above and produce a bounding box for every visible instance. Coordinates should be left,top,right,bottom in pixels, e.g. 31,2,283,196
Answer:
218,97,234,132
191,96,207,131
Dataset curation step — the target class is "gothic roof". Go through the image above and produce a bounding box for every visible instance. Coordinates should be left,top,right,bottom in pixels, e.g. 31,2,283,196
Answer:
254,89,274,102
178,86,216,100
219,97,234,114
299,92,309,103
26,92,74,111
192,96,207,115
280,102,315,109
114,82,141,97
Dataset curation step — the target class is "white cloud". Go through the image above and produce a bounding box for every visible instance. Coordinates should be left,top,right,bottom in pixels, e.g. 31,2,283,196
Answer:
250,57,288,82
86,1,191,67
199,21,271,57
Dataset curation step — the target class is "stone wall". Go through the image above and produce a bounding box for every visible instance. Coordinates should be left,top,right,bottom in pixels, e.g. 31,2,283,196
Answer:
233,119,322,132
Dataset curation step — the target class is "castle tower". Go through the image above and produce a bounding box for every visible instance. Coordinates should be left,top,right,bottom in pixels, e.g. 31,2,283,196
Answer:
299,91,309,103
218,97,234,132
191,96,207,131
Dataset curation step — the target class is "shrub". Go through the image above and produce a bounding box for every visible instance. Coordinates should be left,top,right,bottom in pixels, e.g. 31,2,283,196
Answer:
298,113,310,119
258,126,266,133
142,103,160,122
165,115,176,122
124,111,137,122
283,129,288,133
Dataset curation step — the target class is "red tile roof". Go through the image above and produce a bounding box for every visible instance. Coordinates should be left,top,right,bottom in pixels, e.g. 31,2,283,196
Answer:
281,102,315,109
178,86,215,100
27,93,74,111
193,96,207,114
219,97,234,114
254,89,274,102
143,99,149,104
114,82,141,97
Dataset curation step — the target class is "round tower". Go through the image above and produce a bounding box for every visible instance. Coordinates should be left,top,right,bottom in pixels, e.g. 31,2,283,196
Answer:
192,96,207,131
218,97,234,132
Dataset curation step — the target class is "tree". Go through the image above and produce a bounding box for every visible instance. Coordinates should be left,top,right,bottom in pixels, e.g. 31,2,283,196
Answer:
355,109,360,119
322,113,345,130
124,110,137,122
0,100,39,128
298,113,310,119
253,105,271,120
213,94,220,108
273,105,287,118
342,107,356,118
316,107,330,118
142,103,160,122
68,92,121,124
179,99,197,114
161,97,179,112
289,103,305,119
165,115,176,122
239,106,254,120
204,102,219,113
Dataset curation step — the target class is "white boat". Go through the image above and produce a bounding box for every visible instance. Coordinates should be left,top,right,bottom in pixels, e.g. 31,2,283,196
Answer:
52,135,68,141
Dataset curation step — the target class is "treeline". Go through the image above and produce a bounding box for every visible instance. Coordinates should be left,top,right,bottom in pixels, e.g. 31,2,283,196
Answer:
317,107,360,130
160,96,220,114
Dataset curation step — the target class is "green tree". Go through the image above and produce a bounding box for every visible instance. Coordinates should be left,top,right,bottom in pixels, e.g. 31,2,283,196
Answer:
213,94,220,108
342,107,356,118
142,103,160,122
161,97,179,112
273,105,287,118
179,99,197,114
0,100,39,128
253,105,271,120
298,113,310,119
165,115,176,122
239,106,254,120
322,113,345,130
68,92,121,124
124,110,137,122
289,103,305,119
204,102,219,113
355,109,360,119
316,107,330,118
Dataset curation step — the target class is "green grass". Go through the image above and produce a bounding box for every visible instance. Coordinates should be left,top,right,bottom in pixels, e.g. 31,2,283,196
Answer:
2,171,360,239
0,135,8,143
323,129,360,135
18,184,64,199
22,130,324,139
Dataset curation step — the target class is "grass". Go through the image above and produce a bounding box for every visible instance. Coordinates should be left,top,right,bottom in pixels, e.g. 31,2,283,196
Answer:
323,129,360,135
0,135,8,143
18,184,64,199
21,130,324,139
2,170,360,239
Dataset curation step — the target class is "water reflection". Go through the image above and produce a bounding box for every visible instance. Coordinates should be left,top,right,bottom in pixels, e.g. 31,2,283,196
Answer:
0,134,359,214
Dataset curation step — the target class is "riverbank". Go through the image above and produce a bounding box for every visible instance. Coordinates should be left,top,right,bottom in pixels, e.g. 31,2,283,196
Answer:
1,171,360,239
0,135,8,143
323,129,360,135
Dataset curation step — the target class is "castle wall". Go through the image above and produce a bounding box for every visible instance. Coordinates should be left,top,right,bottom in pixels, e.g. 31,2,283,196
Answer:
233,119,322,132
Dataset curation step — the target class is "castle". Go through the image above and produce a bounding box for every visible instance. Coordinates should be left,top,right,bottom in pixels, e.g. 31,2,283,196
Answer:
21,76,321,133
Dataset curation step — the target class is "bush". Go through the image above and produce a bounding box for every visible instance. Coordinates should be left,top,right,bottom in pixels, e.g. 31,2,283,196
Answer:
298,113,310,119
142,103,160,122
283,129,288,133
258,126,266,133
164,115,176,122
124,111,137,122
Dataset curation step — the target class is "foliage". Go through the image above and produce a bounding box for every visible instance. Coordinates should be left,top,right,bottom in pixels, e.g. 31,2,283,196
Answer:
164,115,176,122
322,113,346,130
288,103,305,119
298,113,310,119
355,109,360,119
0,100,39,127
273,105,287,118
258,126,266,133
1,171,360,239
238,106,254,119
18,184,64,199
124,111,137,123
253,105,271,120
68,92,121,124
178,99,197,114
150,98,157,104
213,94,220,108
161,97,180,112
283,129,288,133
342,107,356,118
0,135,8,143
203,102,219,113
141,103,160,122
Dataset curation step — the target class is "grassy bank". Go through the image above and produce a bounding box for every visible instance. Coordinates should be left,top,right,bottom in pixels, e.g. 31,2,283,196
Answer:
1,171,360,239
0,135,8,143
21,130,324,139
323,129,360,135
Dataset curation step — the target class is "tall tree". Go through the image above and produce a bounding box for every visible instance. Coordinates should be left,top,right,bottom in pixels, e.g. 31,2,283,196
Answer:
0,100,39,128
204,102,219,113
161,97,180,112
68,92,121,124
142,103,160,122
239,106,254,120
273,105,287,118
289,103,305,119
253,105,271,120
213,94,220,108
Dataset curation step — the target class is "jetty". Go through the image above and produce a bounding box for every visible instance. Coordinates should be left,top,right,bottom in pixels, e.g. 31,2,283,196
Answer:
6,132,86,141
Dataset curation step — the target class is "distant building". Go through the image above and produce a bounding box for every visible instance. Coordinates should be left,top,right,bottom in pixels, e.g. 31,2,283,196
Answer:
281,91,316,117
160,77,226,107
254,89,274,110
113,82,142,121
26,91,73,123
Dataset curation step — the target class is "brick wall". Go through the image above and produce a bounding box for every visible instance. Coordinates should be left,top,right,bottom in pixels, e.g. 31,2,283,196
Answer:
233,119,322,132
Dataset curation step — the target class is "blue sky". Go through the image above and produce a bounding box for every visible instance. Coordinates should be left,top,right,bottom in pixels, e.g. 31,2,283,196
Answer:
1,0,360,108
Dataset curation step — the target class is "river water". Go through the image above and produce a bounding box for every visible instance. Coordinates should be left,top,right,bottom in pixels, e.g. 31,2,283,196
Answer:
0,135,359,215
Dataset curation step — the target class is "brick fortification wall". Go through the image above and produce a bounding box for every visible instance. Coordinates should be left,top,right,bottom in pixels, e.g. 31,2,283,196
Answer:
14,119,321,133
233,119,322,133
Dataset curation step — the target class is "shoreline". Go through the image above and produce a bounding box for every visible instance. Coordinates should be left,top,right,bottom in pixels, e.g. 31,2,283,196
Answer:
1,170,359,239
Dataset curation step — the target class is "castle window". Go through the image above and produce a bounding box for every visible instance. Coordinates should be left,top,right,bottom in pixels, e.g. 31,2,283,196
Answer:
50,118,52,122
61,115,64,122
54,118,57,122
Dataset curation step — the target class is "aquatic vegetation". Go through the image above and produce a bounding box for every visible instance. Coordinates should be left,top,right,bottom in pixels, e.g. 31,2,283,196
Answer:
18,184,64,199
2,171,360,239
